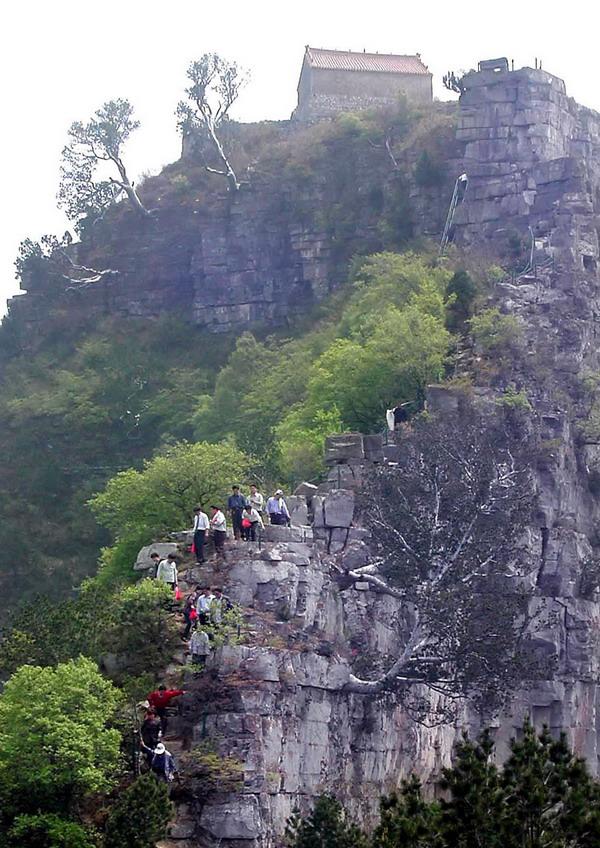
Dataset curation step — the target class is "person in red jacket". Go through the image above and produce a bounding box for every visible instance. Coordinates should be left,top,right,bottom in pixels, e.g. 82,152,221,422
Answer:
147,685,185,735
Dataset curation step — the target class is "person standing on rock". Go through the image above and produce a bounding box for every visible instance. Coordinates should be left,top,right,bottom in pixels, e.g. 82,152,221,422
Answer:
192,505,209,563
140,709,162,750
241,503,264,541
249,484,264,517
156,552,178,591
140,741,177,783
189,627,210,671
147,685,186,736
267,489,291,526
210,505,227,557
149,551,161,578
195,586,215,625
227,485,248,541
182,586,201,639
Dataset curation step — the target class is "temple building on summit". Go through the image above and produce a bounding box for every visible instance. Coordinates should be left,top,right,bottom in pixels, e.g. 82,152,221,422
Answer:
293,45,433,121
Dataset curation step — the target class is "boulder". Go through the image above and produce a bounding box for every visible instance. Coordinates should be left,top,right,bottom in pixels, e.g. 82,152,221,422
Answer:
199,796,262,840
287,495,309,526
363,434,384,462
294,481,319,501
134,542,178,572
324,433,364,465
323,489,355,528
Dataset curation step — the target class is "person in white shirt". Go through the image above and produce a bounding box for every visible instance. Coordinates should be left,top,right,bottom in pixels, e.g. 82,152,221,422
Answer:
192,505,210,563
266,490,291,526
249,484,264,516
241,504,264,542
210,505,227,555
195,587,215,624
156,553,178,590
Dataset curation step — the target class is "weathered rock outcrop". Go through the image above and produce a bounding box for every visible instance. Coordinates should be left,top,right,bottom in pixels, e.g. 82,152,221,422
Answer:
157,66,600,846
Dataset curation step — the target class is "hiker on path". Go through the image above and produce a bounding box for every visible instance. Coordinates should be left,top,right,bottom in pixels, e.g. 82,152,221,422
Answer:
140,709,162,749
147,685,185,736
266,490,291,526
248,484,264,516
241,503,264,541
210,505,227,556
149,552,161,578
227,485,248,541
189,627,210,670
192,505,209,563
140,741,177,783
182,586,201,639
195,587,215,626
156,553,178,590
211,587,233,625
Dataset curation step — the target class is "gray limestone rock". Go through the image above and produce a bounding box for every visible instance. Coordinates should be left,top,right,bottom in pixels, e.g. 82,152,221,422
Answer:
324,433,365,465
134,542,178,572
323,489,355,528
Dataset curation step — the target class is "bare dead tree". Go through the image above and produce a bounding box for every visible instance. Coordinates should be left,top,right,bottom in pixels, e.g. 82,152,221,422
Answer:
15,235,118,290
338,407,541,718
176,54,248,191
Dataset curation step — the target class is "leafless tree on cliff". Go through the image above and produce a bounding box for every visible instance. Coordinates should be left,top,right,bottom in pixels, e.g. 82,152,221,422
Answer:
58,99,150,230
443,71,467,95
339,408,541,721
15,234,118,290
176,54,248,191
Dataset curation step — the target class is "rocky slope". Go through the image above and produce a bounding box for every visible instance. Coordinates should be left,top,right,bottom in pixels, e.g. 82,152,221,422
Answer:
141,65,600,846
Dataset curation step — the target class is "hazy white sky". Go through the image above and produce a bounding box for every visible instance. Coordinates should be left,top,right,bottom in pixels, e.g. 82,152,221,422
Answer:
1,0,599,313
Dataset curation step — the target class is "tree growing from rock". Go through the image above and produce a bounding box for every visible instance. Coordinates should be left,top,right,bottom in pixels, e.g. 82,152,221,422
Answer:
340,406,539,720
104,774,172,848
58,99,149,228
176,53,248,191
15,234,118,290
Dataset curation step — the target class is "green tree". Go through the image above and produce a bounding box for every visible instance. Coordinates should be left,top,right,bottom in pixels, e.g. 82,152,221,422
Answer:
372,777,440,848
445,270,477,333
104,774,172,848
89,440,250,577
438,730,504,848
7,814,94,848
285,795,367,848
58,99,149,228
0,657,121,817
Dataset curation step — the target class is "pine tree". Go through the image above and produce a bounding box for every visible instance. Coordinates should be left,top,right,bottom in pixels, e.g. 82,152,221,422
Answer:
499,720,600,848
104,775,172,848
285,795,367,848
372,776,440,848
438,729,505,848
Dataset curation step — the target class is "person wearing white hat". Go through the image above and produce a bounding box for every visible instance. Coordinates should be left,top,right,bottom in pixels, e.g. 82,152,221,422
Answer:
140,740,177,782
266,490,290,526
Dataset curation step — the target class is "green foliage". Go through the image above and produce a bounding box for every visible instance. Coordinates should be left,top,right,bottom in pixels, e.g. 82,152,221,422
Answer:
184,741,244,798
276,407,343,484
104,774,172,848
497,384,532,411
296,722,600,848
7,814,95,848
0,657,121,817
372,777,440,848
0,579,176,683
285,795,367,848
414,150,445,188
89,440,250,573
445,269,477,333
469,307,523,357
58,99,145,227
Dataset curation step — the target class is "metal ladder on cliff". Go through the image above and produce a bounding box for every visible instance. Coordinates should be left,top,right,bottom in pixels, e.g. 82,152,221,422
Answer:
440,173,468,255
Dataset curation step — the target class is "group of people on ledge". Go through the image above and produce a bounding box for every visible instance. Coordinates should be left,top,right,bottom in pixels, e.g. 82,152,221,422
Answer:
190,485,291,563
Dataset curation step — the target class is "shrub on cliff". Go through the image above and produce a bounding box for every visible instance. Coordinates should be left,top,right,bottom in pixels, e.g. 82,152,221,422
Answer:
104,774,172,848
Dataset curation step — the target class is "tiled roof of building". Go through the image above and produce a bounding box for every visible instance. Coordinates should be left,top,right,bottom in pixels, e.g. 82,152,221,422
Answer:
304,47,430,75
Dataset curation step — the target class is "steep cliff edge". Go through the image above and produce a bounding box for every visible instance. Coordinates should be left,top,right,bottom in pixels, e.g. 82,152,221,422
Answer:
152,67,600,845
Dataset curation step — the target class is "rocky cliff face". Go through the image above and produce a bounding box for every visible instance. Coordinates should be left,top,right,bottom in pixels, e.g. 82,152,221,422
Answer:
8,112,455,343
152,67,600,847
